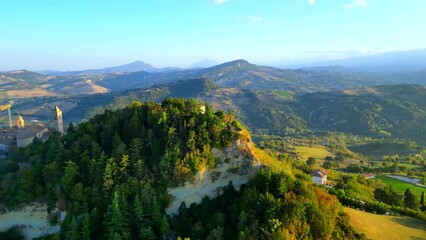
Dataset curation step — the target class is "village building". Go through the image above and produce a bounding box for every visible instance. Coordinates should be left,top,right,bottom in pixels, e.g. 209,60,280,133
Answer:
0,106,64,151
311,170,327,185
363,173,375,179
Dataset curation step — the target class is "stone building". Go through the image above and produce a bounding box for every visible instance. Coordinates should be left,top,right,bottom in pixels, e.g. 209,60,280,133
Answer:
0,115,49,150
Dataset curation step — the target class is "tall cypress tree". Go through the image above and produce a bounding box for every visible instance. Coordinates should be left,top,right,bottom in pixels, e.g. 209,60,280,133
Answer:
404,188,418,209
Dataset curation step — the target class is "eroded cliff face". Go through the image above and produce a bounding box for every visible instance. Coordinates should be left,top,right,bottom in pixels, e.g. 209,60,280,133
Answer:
166,135,262,215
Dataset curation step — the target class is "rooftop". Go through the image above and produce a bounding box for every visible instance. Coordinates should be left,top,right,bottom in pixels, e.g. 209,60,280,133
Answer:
16,126,48,139
311,170,327,178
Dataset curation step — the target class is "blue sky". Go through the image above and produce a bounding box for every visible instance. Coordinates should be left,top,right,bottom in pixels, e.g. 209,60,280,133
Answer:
0,0,425,70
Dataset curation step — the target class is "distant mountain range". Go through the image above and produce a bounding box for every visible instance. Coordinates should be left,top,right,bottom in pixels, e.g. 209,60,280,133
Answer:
37,61,180,76
36,59,221,76
1,49,425,99
2,59,380,99
273,49,426,73
94,59,384,92
33,49,426,76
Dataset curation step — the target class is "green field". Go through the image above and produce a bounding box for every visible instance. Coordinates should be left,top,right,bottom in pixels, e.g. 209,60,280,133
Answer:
348,142,415,160
293,145,332,160
375,175,425,200
345,207,426,240
272,90,293,99
398,162,423,170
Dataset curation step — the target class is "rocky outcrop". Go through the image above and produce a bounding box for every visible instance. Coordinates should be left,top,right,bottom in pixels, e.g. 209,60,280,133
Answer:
166,136,262,215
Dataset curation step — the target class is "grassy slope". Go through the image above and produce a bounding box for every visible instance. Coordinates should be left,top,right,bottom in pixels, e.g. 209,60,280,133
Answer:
375,175,426,200
345,207,426,240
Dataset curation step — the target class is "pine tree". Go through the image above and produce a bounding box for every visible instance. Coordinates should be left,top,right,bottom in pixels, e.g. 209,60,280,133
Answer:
152,197,162,230
119,155,130,180
404,188,418,209
65,217,80,240
129,138,143,162
104,191,130,240
81,213,91,240
134,194,145,224
139,227,155,240
161,215,171,236
62,161,80,198
103,158,116,192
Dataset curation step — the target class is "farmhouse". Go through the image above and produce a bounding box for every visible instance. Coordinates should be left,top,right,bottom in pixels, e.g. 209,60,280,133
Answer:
311,170,327,185
363,173,375,179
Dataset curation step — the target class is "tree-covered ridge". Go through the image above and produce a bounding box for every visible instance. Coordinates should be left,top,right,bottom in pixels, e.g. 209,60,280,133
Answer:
1,98,244,239
0,97,367,240
80,83,426,144
299,85,426,142
83,78,218,120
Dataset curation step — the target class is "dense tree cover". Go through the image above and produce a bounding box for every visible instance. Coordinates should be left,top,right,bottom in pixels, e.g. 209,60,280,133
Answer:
172,169,365,240
232,91,310,136
298,85,426,144
0,97,369,239
0,98,243,239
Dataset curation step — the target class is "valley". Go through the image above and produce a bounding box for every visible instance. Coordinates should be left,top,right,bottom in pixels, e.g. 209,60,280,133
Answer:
1,58,425,240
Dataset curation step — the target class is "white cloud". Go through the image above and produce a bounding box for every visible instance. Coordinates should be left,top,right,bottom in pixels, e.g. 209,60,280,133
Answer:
308,0,316,5
343,0,368,8
212,0,227,4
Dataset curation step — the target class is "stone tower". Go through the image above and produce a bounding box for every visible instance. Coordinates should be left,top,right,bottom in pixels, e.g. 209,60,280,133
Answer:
53,106,64,134
16,114,25,129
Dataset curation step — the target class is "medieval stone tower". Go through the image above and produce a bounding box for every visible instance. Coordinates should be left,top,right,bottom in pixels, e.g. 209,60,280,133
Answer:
53,106,64,134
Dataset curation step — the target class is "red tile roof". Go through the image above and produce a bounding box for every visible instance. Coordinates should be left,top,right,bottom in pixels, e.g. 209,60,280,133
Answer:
311,170,327,178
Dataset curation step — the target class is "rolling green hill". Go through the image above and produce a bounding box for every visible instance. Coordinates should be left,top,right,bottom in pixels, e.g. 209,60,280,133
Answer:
298,85,426,143
4,78,426,145
81,82,426,145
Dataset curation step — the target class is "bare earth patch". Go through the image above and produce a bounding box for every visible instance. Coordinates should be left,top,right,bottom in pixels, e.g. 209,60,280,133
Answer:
6,88,56,98
0,203,62,240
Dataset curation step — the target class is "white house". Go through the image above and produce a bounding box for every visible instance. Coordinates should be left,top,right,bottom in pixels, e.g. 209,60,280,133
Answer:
311,170,327,185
